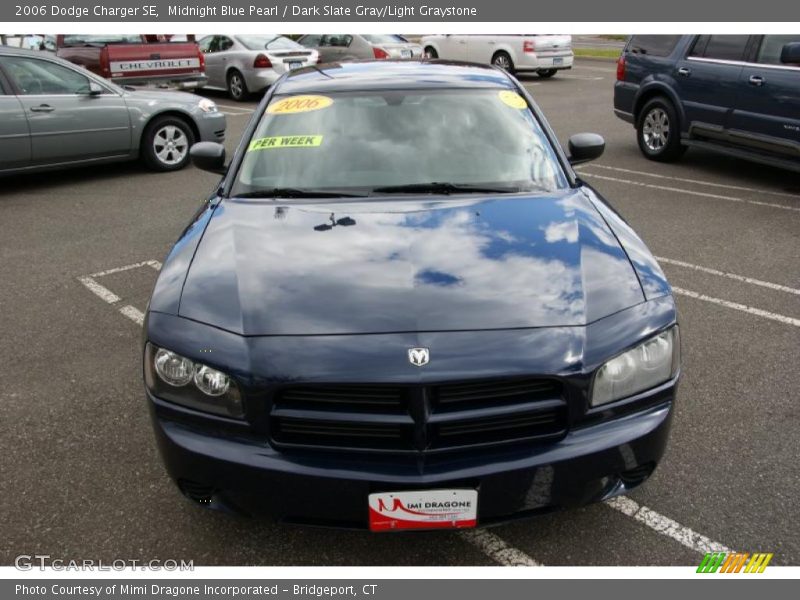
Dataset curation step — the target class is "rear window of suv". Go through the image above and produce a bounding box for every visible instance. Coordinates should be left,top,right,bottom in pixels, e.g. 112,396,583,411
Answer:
627,35,681,57
689,35,750,61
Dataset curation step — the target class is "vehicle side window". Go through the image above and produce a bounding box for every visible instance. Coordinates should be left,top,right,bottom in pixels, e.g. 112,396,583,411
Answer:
756,35,800,65
628,35,682,57
198,36,214,53
300,35,322,48
4,56,92,95
693,35,750,61
219,37,234,52
326,35,351,48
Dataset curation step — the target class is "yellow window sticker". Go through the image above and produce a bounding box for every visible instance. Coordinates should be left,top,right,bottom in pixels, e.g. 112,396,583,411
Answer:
248,135,324,151
498,90,528,109
266,95,334,115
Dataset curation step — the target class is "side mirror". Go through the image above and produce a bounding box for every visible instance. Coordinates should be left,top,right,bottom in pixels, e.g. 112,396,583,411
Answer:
190,142,227,174
88,81,103,95
568,133,605,166
780,42,800,65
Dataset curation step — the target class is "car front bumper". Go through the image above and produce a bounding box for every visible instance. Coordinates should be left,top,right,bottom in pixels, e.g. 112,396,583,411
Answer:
147,386,675,528
195,111,227,143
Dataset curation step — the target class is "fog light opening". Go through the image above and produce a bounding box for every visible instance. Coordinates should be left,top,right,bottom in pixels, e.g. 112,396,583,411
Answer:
178,479,217,505
618,462,656,487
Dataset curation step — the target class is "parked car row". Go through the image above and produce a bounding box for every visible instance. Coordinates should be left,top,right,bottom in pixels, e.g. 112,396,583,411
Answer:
3,33,574,102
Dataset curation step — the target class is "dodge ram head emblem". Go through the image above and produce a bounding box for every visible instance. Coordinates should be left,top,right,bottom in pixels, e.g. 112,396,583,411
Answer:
408,348,430,367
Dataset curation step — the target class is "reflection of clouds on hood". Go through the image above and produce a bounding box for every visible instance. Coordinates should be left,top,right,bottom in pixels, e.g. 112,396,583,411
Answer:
543,220,578,244
180,192,644,335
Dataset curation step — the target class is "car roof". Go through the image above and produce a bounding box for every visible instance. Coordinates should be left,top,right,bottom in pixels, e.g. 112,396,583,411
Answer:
276,60,517,94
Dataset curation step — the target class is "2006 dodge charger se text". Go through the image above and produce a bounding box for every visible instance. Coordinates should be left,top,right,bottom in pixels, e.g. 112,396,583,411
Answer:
143,60,680,531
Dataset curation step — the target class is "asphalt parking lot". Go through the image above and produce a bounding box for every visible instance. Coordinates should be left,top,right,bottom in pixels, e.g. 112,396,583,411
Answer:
1,59,798,567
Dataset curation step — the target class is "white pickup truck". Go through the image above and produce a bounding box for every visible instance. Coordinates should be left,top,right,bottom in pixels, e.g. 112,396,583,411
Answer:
421,34,573,78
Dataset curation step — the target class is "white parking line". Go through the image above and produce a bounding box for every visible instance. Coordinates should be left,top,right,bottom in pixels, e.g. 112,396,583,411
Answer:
672,286,800,327
215,103,255,114
79,261,161,325
458,530,542,566
587,164,800,200
119,305,145,326
77,276,120,304
657,257,800,296
557,75,605,81
606,496,732,554
577,171,800,213
90,259,161,278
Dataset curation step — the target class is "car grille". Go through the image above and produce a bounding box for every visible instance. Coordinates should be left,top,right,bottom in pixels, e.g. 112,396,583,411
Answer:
270,378,567,454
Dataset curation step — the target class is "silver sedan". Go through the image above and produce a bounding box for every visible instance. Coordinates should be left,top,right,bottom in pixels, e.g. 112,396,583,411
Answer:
0,46,226,175
296,34,424,64
198,35,319,101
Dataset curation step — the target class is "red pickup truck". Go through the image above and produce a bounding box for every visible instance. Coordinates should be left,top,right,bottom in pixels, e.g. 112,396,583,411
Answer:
55,34,207,89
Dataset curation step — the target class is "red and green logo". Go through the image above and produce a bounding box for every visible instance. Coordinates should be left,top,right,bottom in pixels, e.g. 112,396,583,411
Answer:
697,552,774,573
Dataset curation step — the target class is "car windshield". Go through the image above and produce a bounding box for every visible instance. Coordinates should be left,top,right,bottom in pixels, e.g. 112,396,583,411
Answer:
362,35,408,44
231,88,568,198
237,35,302,51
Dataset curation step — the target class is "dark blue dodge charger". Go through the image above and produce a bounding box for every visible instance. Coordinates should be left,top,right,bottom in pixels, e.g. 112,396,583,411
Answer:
143,61,680,531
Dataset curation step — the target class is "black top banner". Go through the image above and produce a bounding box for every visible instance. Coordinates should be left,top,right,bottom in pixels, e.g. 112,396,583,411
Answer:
3,0,799,22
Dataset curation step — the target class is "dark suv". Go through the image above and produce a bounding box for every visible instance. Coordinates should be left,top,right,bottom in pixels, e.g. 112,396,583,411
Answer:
614,35,800,172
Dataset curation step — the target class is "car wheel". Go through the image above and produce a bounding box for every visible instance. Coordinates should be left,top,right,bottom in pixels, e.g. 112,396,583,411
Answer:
492,51,514,73
424,46,438,59
636,97,686,162
227,70,249,101
537,69,558,78
141,116,195,172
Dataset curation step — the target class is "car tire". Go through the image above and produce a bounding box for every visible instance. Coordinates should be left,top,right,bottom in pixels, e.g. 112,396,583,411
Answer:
227,69,249,102
491,51,514,73
141,116,195,172
424,46,438,59
636,97,686,162
536,69,558,78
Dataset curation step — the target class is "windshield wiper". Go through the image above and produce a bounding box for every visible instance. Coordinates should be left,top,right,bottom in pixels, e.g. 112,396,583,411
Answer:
371,182,521,195
233,188,367,199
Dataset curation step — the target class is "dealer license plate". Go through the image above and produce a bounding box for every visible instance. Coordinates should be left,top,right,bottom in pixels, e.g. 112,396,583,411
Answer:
553,57,564,65
368,489,478,531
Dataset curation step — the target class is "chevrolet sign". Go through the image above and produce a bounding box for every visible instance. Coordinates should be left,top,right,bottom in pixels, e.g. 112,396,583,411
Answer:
110,58,200,72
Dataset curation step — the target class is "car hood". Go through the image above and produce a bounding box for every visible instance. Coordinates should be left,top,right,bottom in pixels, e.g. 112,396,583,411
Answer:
178,189,646,335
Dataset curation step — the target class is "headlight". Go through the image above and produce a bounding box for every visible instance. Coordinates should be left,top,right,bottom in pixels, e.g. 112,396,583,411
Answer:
154,348,193,386
144,343,244,418
197,98,218,113
193,364,230,396
591,327,680,407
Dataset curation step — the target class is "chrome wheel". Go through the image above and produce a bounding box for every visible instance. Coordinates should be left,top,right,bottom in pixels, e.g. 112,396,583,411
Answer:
493,53,512,71
228,73,244,99
152,125,189,166
642,107,670,152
